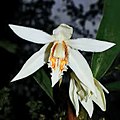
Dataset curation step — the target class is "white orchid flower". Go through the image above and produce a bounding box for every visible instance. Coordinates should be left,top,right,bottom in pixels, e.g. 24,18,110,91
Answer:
9,23,115,94
69,72,109,117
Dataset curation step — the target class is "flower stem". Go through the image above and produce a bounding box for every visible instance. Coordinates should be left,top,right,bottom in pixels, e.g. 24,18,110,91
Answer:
67,102,77,120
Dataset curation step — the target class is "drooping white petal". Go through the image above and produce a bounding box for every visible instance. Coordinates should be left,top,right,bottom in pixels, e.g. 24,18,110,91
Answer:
97,80,109,94
91,80,108,111
53,24,73,40
48,41,69,87
51,67,62,87
9,24,54,44
80,97,94,118
11,44,49,82
69,79,79,116
69,48,96,96
68,38,115,52
77,81,94,117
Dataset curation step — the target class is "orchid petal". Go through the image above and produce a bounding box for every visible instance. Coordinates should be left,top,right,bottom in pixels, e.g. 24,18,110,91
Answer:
80,97,93,118
69,48,96,96
68,38,115,52
69,79,79,116
53,24,73,40
51,67,61,87
9,24,54,44
97,80,109,94
11,44,49,82
91,80,108,111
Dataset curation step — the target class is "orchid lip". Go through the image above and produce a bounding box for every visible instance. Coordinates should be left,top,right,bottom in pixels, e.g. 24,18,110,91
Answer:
48,40,69,87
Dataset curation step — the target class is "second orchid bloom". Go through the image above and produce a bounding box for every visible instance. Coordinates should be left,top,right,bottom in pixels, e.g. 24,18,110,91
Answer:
9,23,115,117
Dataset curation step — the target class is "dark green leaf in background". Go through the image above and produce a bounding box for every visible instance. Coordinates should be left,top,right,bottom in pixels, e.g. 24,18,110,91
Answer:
106,81,120,91
33,69,54,102
0,40,17,53
115,64,120,71
91,0,120,79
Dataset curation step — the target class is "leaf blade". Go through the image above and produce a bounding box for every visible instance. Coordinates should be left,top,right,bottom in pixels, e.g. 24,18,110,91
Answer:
91,0,120,79
33,69,54,102
106,81,120,91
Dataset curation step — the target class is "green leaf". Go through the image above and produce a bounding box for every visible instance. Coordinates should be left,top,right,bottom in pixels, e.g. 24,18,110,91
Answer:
115,64,120,71
33,69,54,102
91,0,120,79
106,81,120,91
0,40,17,53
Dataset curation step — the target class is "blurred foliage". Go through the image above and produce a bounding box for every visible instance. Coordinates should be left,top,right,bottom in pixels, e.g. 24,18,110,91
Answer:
0,87,13,120
64,0,103,38
26,100,46,120
26,99,66,120
0,40,18,53
15,0,55,32
115,64,120,71
106,81,120,91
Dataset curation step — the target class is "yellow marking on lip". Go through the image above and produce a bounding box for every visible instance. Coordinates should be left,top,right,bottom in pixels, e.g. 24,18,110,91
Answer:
49,57,56,69
60,59,67,71
49,41,68,72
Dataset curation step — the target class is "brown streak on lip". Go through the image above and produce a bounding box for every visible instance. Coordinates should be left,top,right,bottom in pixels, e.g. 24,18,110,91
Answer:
49,42,58,70
49,41,68,71
51,42,58,57
62,41,68,63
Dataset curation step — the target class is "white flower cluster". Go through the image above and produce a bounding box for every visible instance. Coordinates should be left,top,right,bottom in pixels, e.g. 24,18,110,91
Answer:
9,23,115,117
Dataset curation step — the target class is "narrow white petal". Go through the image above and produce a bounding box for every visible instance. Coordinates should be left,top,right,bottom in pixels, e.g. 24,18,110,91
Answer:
91,80,108,111
80,97,93,118
9,24,54,44
51,68,61,87
69,48,96,95
11,44,49,82
69,79,79,116
78,82,94,118
68,38,115,52
97,80,109,94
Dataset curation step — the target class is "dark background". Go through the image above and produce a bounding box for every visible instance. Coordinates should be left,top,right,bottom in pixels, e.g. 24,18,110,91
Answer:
0,0,120,120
